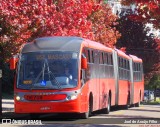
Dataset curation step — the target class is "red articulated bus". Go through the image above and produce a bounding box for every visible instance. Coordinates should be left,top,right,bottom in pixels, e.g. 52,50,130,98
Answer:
10,36,144,119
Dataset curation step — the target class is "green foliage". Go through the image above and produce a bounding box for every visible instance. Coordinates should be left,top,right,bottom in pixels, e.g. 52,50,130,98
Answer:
148,74,160,90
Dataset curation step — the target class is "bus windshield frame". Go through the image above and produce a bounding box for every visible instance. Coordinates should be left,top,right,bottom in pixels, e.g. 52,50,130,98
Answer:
17,51,79,90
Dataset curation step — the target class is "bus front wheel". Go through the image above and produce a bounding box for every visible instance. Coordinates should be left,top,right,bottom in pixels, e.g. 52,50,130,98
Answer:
81,96,93,119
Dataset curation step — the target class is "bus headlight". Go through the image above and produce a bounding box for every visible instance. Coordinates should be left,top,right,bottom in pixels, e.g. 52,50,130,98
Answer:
66,94,77,100
16,95,21,101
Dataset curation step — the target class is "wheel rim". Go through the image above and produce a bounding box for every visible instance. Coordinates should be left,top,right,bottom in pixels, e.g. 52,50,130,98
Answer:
108,97,110,112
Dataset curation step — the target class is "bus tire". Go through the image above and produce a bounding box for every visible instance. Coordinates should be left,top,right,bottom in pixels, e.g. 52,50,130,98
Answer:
135,93,141,107
103,95,111,114
81,112,89,119
81,95,93,119
135,101,140,107
123,92,130,110
124,103,129,109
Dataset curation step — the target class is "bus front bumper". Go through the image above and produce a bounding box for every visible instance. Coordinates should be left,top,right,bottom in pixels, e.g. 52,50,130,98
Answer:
15,100,81,114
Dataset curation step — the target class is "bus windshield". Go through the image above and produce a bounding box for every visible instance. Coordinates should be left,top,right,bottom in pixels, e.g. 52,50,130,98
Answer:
17,51,78,90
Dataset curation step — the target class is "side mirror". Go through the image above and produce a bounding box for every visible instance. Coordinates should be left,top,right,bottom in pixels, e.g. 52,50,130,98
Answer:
10,55,19,70
81,54,87,69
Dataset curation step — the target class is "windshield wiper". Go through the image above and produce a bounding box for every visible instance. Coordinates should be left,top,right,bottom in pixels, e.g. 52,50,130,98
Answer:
30,59,61,90
30,70,43,90
49,71,61,89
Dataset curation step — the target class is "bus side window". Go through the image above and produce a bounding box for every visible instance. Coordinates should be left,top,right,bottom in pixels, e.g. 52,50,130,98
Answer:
88,50,91,63
110,54,113,65
81,50,87,86
103,52,107,64
92,50,95,63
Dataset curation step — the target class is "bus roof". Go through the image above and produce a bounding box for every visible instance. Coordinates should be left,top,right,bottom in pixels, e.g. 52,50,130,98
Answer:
114,48,130,59
21,36,113,53
21,36,84,53
84,39,113,53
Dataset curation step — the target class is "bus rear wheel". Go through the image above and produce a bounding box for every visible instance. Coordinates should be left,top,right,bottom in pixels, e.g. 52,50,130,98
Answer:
103,95,111,114
135,93,141,107
135,101,140,107
124,92,130,109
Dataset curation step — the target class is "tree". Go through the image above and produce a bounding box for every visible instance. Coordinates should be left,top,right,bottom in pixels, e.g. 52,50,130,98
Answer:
0,0,120,62
148,74,160,101
121,0,160,29
116,11,160,82
0,0,120,93
148,74,160,89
